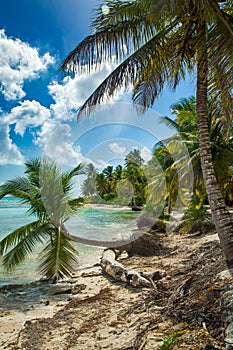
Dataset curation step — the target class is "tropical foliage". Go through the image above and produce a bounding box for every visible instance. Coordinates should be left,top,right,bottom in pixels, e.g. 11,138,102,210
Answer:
59,0,233,268
158,96,233,209
0,159,84,281
82,149,147,207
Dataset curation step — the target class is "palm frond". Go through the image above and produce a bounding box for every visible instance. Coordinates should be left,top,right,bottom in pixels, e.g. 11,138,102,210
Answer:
62,163,85,193
77,18,180,117
67,197,85,213
160,116,178,130
0,177,39,204
24,158,41,187
38,228,78,281
0,221,51,271
207,6,233,120
39,160,70,225
58,1,156,75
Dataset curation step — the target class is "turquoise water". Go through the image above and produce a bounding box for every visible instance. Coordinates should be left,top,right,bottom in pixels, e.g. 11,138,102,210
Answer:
0,198,139,286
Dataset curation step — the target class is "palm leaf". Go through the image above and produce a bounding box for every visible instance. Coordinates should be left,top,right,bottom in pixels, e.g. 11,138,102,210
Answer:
160,116,178,130
24,158,41,187
67,197,85,213
0,177,37,201
0,221,51,271
58,1,156,75
38,228,78,281
76,18,180,117
62,163,85,194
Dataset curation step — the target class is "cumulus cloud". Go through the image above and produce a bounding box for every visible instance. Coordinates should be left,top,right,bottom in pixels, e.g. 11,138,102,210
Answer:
49,62,119,120
0,124,25,165
109,142,126,155
42,124,84,166
0,29,54,101
0,30,126,168
41,123,109,170
4,100,51,136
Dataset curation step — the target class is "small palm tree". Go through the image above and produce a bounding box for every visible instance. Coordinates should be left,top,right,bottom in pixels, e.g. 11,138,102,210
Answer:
0,159,84,282
113,165,123,181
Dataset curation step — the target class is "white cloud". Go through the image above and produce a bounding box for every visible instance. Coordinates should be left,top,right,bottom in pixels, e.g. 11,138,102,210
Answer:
0,124,25,165
33,119,58,147
41,123,109,170
91,159,109,170
4,100,51,136
0,30,128,168
109,142,126,155
42,124,84,166
0,29,54,101
49,61,119,121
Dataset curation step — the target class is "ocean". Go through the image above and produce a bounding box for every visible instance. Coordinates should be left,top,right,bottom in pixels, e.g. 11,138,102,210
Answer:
0,198,139,287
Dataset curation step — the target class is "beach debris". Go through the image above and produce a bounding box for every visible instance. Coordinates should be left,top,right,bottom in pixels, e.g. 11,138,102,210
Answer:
100,249,163,288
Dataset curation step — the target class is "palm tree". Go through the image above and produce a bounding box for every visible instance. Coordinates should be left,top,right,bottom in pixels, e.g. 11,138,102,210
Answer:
147,137,191,216
59,1,233,268
81,163,97,196
0,159,84,282
162,96,233,205
123,164,148,207
125,149,144,167
103,165,115,187
113,164,123,181
95,172,108,197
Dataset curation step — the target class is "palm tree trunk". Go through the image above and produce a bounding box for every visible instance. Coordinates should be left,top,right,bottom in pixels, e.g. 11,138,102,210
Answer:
196,35,233,270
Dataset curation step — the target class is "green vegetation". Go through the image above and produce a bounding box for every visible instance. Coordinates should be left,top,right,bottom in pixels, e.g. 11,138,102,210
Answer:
162,97,233,206
82,149,148,207
0,159,84,281
60,0,233,268
82,95,233,235
151,96,233,229
159,332,179,350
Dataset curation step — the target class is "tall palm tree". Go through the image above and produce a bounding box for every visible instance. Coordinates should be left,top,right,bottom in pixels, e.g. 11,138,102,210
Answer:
82,163,97,196
59,1,233,268
103,165,114,183
162,96,233,205
95,172,109,197
0,159,84,282
113,164,123,181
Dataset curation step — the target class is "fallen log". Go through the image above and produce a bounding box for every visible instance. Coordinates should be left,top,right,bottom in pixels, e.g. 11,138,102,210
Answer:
100,249,163,288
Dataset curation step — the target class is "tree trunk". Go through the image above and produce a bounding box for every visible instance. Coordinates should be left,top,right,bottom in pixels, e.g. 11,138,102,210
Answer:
100,249,163,287
70,231,162,255
196,34,233,270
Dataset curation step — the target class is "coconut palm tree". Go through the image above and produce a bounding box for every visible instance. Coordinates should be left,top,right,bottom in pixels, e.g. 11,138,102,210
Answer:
113,164,123,181
103,165,115,187
95,172,109,197
0,159,84,282
81,163,97,196
162,96,233,204
59,1,233,268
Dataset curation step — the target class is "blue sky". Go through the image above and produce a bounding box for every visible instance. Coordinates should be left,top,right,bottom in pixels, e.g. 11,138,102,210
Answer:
0,0,196,186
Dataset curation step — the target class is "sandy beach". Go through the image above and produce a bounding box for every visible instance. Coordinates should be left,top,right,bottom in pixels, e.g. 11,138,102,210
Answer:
0,230,232,350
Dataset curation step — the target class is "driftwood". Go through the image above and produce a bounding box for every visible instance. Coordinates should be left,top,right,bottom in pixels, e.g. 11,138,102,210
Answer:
100,249,163,288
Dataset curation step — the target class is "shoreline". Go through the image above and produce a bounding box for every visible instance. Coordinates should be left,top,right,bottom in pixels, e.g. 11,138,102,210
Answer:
1,231,230,350
0,264,106,348
84,203,133,210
